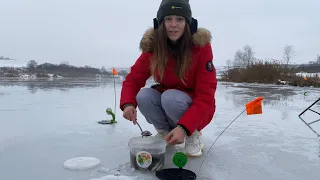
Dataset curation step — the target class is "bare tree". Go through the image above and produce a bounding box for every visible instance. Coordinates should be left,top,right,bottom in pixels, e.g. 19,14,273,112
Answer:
59,61,69,66
27,60,38,72
243,45,254,66
233,50,245,67
232,45,255,67
100,66,107,73
226,59,232,69
283,45,295,65
309,54,320,64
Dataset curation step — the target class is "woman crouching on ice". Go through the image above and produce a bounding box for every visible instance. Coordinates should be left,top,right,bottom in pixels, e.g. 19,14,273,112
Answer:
120,0,217,157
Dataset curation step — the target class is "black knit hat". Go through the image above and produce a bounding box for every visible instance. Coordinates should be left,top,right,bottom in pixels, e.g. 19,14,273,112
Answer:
156,0,192,25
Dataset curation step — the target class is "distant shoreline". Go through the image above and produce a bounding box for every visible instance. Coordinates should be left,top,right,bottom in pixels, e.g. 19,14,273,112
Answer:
0,76,123,82
0,60,129,79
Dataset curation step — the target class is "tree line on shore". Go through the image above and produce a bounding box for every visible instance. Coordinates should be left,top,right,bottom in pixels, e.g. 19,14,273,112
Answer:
0,60,128,78
221,45,320,87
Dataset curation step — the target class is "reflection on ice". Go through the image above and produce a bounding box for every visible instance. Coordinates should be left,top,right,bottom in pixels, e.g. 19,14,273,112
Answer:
0,80,320,180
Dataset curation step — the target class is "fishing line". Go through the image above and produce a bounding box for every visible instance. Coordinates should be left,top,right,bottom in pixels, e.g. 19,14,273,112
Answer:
197,109,246,175
166,111,187,153
318,136,320,158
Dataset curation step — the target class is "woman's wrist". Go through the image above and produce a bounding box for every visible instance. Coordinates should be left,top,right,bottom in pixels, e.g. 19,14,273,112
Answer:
177,124,189,136
122,103,135,110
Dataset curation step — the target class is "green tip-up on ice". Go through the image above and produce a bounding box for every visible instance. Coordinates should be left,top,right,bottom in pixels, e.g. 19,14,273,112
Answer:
155,152,196,180
98,107,117,124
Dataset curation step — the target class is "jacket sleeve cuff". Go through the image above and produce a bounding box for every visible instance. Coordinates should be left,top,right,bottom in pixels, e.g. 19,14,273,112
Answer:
177,123,191,136
120,102,136,111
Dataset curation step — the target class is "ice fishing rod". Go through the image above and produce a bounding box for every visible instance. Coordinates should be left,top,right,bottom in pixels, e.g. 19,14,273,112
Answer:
113,72,116,117
197,109,246,175
97,68,118,125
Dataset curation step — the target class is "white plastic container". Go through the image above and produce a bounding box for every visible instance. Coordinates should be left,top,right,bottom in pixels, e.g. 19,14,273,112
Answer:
128,136,166,171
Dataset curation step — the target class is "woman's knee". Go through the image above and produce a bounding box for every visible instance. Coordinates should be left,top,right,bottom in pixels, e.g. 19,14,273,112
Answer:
161,89,192,113
136,88,161,107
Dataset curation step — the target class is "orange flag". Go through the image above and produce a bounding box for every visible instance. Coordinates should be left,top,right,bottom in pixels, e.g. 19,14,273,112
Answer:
112,68,118,75
245,96,264,115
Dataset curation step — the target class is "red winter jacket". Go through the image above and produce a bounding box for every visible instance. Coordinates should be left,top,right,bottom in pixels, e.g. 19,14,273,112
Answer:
120,27,217,135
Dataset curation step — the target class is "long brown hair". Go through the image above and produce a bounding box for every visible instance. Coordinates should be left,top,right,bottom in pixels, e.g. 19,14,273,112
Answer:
150,22,194,85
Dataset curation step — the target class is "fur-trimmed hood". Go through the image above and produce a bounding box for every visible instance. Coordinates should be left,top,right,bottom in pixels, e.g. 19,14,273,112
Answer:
139,27,212,53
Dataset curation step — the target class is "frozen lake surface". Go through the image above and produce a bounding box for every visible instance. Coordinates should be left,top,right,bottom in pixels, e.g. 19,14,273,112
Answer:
0,78,320,180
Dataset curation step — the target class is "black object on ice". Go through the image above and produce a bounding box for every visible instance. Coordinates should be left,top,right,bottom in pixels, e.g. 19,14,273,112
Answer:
155,152,196,180
298,97,320,136
155,168,196,180
97,120,114,124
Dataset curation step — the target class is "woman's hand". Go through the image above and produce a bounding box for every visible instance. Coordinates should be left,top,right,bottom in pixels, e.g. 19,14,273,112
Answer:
164,127,185,145
123,105,137,125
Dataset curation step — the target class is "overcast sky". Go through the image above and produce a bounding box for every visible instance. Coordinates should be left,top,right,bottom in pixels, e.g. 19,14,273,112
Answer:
0,0,319,68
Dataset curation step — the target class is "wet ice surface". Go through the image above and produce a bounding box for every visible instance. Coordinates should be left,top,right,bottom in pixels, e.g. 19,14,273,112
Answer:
0,79,320,180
